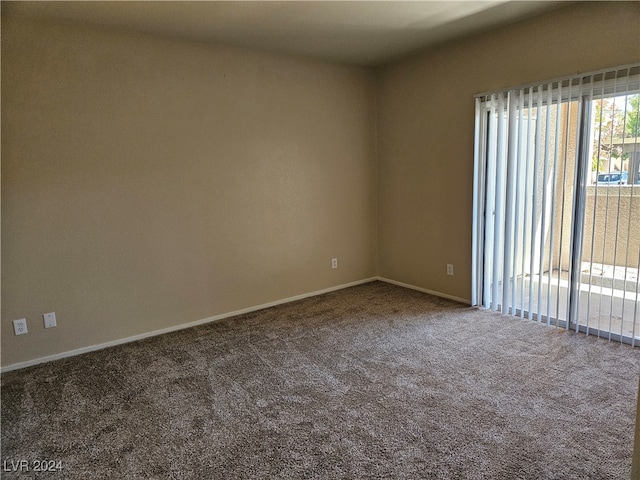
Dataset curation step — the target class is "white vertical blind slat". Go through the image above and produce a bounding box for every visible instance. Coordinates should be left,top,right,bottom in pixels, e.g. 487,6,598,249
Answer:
485,96,498,309
568,81,591,334
529,87,542,321
472,98,482,307
503,92,519,314
513,89,526,315
522,87,534,319
558,80,574,329
536,85,551,324
547,83,562,325
492,94,506,311
582,77,602,335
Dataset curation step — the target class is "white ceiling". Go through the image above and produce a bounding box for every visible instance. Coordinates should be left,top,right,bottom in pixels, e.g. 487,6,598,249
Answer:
3,1,571,66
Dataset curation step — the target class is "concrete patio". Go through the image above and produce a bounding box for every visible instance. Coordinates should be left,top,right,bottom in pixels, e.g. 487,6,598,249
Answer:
508,263,639,342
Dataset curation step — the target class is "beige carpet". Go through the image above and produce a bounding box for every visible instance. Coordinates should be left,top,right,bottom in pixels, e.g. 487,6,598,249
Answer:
2,281,640,479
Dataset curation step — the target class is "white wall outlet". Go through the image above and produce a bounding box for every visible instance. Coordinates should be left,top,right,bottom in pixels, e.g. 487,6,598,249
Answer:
447,264,454,276
13,319,28,335
331,258,338,269
43,312,57,328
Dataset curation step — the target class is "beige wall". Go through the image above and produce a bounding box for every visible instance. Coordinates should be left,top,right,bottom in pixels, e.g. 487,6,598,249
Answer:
1,17,377,367
376,1,640,301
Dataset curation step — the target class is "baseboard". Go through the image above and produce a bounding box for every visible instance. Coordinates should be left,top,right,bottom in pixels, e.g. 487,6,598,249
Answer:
377,277,471,305
1,277,378,373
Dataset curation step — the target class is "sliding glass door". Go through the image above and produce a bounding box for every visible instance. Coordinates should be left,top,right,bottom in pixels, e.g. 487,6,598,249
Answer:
578,91,640,342
472,65,640,345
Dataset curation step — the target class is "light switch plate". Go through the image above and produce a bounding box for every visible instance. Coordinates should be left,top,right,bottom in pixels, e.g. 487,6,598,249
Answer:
43,312,57,328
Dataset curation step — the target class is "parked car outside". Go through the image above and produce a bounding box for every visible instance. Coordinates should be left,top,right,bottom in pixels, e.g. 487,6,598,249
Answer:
595,172,628,185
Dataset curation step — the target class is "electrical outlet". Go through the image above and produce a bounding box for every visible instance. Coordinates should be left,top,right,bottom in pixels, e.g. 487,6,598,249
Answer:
447,264,454,276
13,319,28,336
43,312,57,329
331,258,338,269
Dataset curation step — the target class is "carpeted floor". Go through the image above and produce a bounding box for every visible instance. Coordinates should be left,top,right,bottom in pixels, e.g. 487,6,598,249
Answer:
2,281,640,479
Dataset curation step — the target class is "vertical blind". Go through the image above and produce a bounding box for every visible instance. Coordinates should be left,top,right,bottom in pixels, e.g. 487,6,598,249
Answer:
472,64,640,345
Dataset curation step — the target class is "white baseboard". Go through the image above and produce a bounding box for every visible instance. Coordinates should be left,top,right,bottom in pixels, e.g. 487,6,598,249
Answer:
2,277,469,372
1,277,377,373
376,277,471,305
